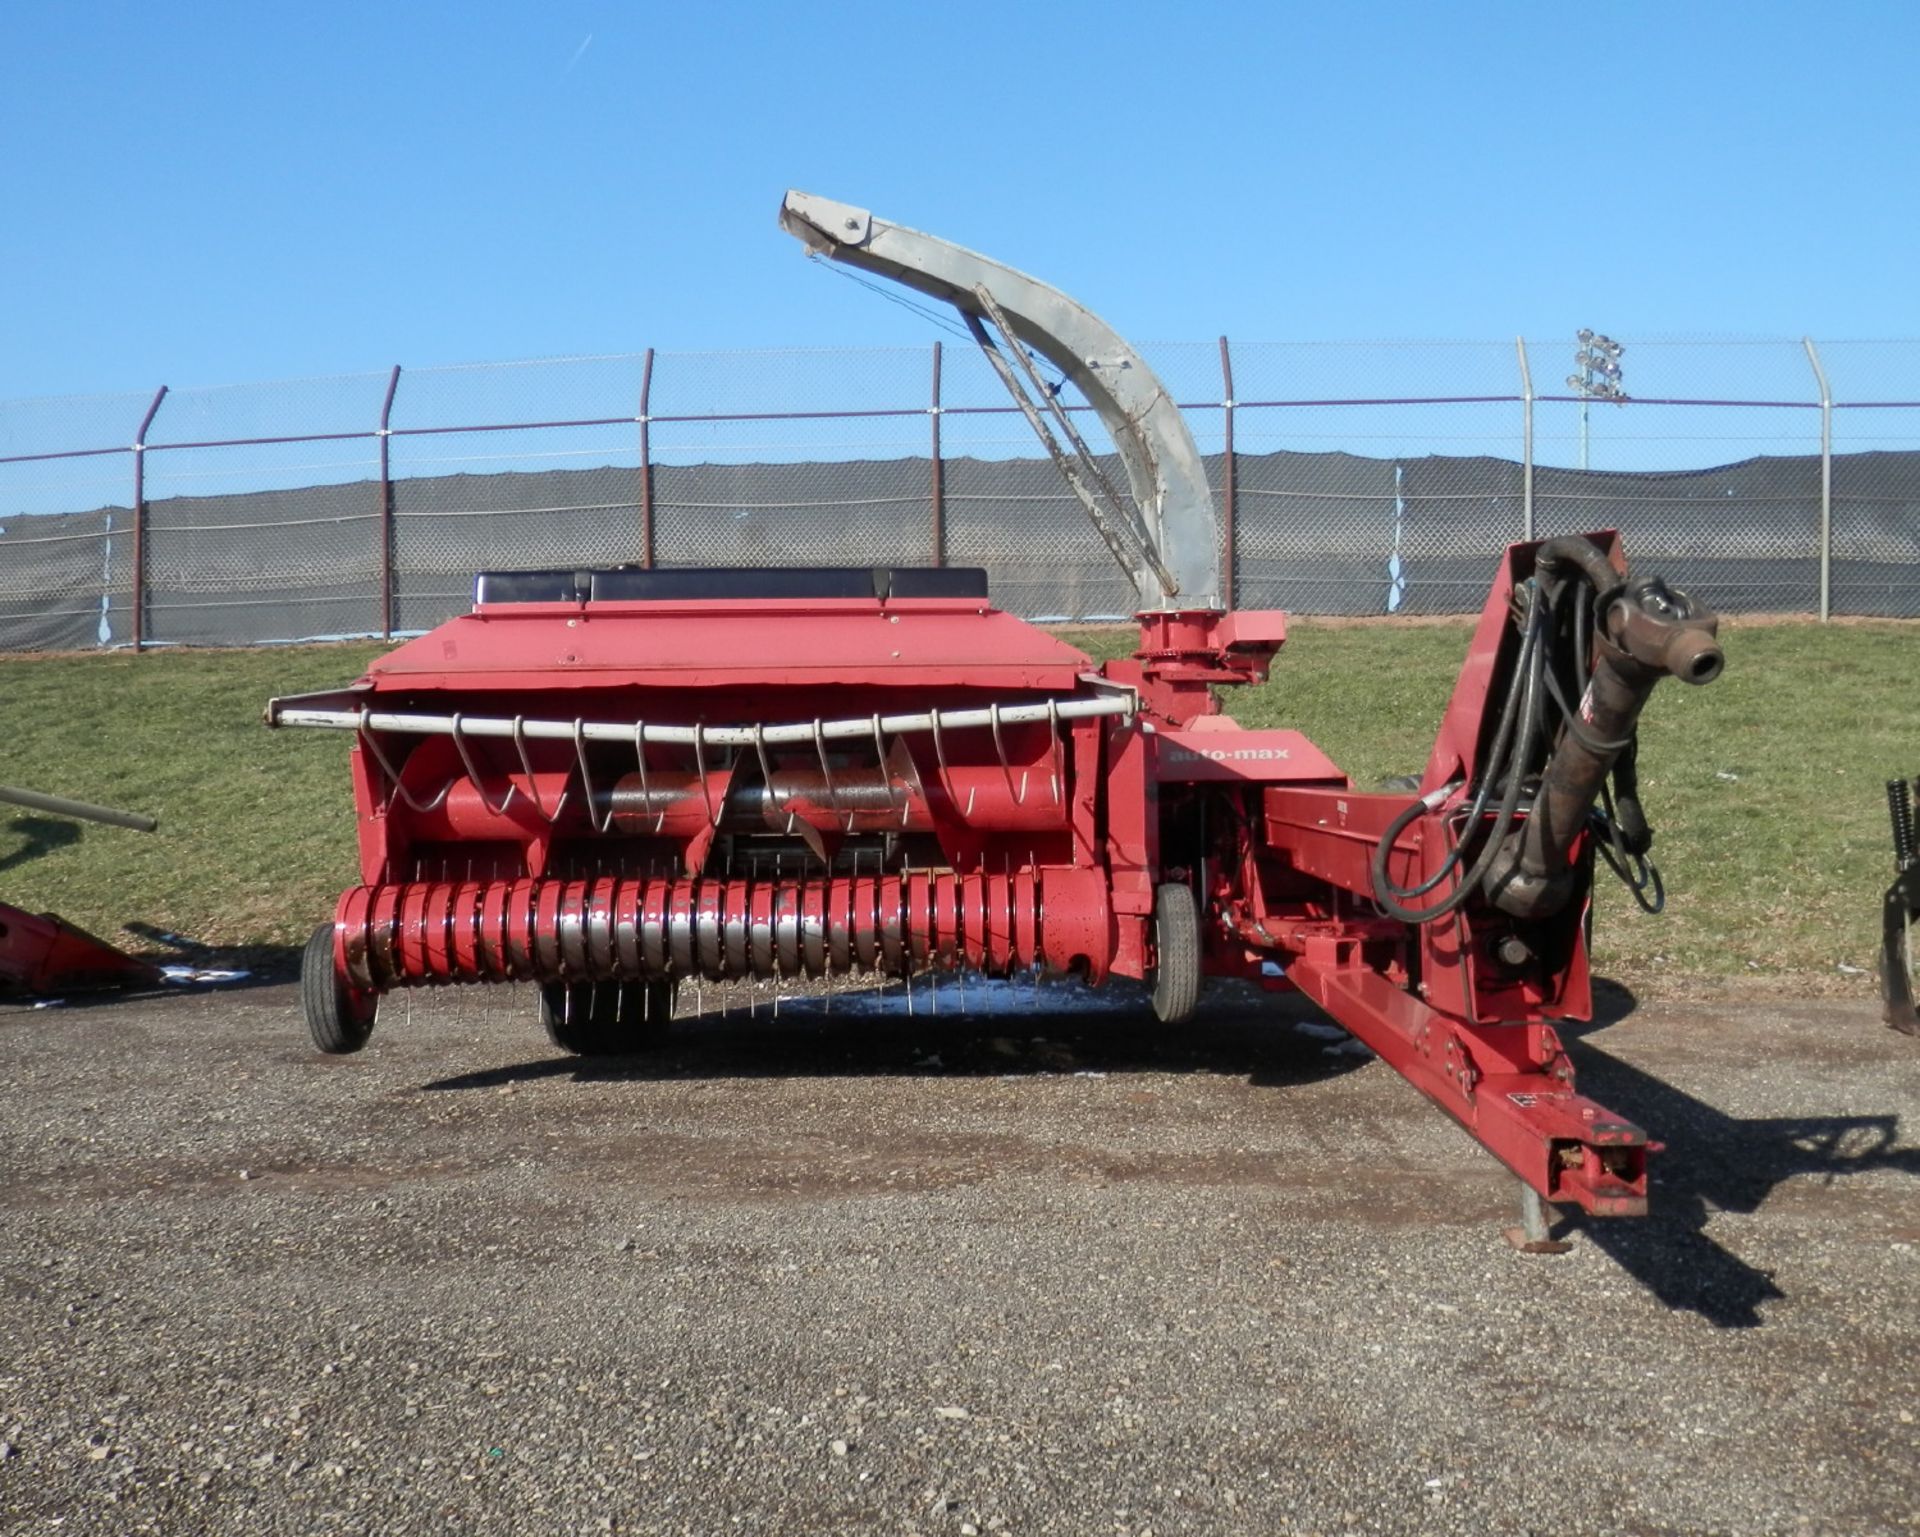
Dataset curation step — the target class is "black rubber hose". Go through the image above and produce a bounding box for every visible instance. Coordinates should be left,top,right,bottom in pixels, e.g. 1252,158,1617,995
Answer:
1370,591,1550,924
1377,599,1543,902
1534,535,1622,604
1370,591,1542,914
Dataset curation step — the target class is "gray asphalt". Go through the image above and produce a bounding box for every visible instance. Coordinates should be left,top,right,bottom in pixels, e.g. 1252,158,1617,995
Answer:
1,976,1916,1535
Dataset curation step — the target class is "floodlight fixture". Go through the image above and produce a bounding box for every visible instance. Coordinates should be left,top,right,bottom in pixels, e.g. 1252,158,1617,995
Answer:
1571,327,1628,469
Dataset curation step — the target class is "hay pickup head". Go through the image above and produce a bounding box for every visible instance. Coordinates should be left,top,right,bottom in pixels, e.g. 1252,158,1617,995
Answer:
267,192,1723,1232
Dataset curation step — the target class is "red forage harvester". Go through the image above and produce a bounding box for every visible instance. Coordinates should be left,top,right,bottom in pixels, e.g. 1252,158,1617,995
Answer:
268,193,1722,1242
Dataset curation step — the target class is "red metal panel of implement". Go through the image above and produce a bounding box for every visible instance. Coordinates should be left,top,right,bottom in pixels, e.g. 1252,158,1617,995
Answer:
1150,728,1345,784
369,599,1093,693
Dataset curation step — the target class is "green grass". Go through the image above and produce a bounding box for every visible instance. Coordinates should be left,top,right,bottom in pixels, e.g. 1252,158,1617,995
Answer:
1,642,387,960
1,620,1911,983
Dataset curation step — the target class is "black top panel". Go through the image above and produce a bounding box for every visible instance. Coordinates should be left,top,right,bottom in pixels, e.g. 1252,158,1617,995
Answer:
474,566,990,606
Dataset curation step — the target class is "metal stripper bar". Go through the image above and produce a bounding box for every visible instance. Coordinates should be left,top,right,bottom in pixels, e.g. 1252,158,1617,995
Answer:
271,694,1133,746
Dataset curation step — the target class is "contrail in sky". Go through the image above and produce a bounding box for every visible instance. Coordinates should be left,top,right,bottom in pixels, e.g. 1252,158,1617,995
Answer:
564,34,593,74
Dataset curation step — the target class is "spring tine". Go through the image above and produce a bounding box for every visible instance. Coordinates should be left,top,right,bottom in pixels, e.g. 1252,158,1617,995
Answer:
1047,698,1063,806
631,720,645,814
631,719,664,834
752,722,799,834
357,710,453,815
510,716,549,821
871,714,896,812
989,702,1023,807
573,719,614,834
450,713,516,817
812,718,850,832
752,724,777,802
929,708,955,813
693,727,720,829
748,729,779,809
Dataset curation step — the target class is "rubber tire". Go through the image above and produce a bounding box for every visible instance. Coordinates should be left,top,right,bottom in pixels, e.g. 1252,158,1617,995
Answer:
540,979,675,1056
1150,882,1203,1025
301,922,377,1055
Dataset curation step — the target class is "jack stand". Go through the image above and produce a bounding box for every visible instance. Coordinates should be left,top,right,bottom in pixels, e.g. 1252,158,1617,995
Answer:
1503,1181,1572,1255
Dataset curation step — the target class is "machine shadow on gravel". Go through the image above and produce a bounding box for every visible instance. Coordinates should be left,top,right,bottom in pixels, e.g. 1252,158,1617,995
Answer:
1562,1032,1919,1329
416,972,1920,1333
1582,976,1641,1031
417,982,1367,1096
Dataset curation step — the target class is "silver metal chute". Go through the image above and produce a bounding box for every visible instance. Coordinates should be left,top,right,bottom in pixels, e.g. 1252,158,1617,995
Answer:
779,190,1222,612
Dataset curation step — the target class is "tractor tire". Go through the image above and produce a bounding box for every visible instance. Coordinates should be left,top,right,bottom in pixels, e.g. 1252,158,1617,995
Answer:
301,922,377,1055
1150,882,1203,1025
540,979,675,1056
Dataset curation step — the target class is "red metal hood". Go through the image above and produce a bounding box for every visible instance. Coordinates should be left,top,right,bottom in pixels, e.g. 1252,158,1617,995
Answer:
359,597,1094,694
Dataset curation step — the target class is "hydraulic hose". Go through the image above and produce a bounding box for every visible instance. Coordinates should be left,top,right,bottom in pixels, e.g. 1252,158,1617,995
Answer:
1369,587,1549,924
1370,538,1721,928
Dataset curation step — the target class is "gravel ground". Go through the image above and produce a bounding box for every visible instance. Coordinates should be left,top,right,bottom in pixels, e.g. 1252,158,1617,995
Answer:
1,975,1917,1536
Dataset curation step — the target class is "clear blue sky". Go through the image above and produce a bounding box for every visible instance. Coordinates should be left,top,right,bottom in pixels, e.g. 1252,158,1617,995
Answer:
2,0,1915,401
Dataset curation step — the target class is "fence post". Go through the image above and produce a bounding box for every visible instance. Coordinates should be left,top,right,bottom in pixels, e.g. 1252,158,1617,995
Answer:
1515,336,1534,542
377,365,401,640
129,385,168,652
639,348,655,568
1218,334,1236,610
1802,336,1833,621
930,341,945,566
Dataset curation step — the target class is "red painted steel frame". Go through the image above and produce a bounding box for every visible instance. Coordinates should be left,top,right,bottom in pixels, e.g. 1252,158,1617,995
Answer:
1286,961,1647,1214
1234,538,1644,1212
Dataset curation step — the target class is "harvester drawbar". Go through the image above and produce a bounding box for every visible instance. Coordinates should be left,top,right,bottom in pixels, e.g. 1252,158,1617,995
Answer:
267,192,1723,1230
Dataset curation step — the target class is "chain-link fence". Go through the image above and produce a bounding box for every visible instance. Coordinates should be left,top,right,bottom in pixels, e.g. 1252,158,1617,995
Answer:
2,338,1915,650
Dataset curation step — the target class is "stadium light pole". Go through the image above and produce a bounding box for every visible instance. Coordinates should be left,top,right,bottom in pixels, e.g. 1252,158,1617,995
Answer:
1567,329,1626,470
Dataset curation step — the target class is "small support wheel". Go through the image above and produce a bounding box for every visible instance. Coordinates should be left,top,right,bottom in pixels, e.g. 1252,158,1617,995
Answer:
540,978,676,1056
1150,881,1202,1025
301,922,378,1055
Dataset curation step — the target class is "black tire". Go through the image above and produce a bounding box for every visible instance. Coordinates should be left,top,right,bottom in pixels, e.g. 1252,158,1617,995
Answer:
1150,882,1203,1025
301,922,377,1055
540,979,675,1056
